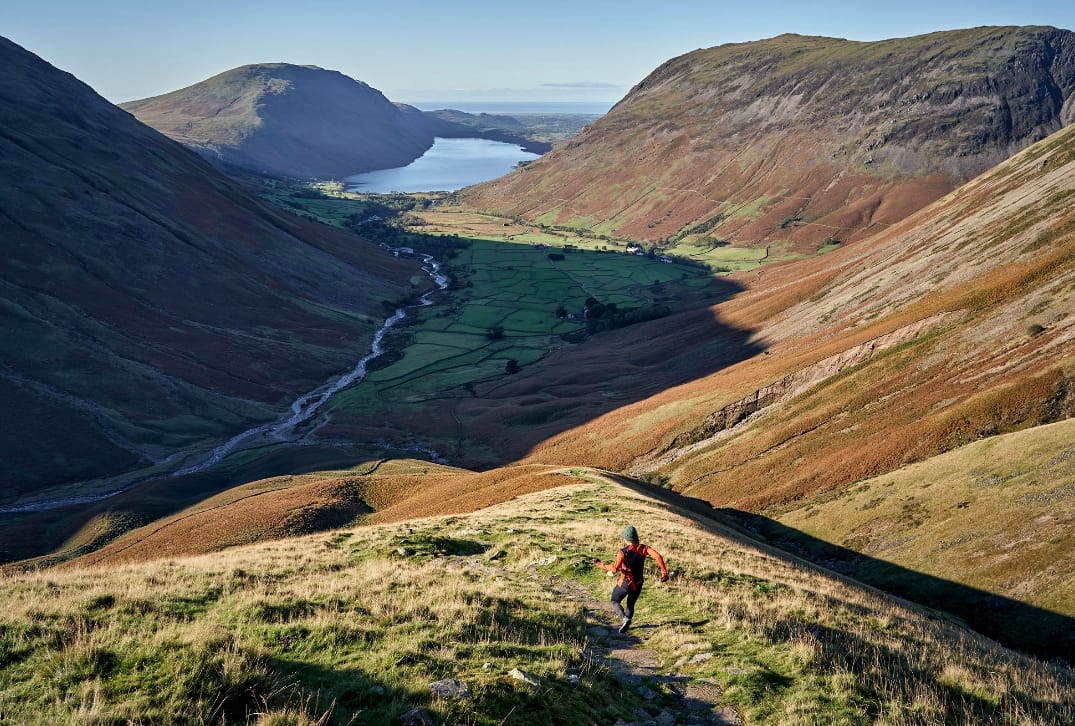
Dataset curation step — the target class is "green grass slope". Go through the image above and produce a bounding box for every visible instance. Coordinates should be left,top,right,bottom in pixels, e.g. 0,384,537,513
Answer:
2,475,1071,724
768,418,1075,660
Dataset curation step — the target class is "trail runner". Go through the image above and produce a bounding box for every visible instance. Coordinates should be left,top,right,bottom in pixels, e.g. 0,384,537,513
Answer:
594,525,669,633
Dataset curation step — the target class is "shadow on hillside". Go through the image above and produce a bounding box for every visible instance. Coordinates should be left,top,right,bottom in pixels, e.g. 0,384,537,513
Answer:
599,473,1074,664
445,272,762,467
0,269,761,567
722,510,1075,664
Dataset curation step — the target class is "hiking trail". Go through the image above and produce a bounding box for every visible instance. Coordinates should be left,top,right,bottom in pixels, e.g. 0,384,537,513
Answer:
551,578,743,725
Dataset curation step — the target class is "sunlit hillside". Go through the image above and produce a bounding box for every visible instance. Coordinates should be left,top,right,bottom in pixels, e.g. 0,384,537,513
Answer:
509,111,1075,657
3,475,1072,724
463,27,1075,249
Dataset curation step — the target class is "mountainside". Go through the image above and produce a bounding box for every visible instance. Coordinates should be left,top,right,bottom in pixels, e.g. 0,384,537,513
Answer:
121,63,434,178
53,121,1075,659
463,26,1075,249
4,476,1071,724
0,38,422,505
511,116,1075,656
5,24,1075,683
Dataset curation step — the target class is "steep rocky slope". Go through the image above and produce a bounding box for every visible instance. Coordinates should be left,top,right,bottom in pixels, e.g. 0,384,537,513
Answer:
463,26,1075,249
0,38,422,503
121,63,434,178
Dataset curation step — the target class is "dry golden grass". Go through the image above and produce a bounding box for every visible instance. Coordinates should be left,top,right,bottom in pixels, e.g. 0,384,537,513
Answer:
3,474,1072,724
63,464,582,568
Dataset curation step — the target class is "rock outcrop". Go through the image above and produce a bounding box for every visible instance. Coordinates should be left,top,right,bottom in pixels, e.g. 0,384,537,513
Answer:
646,312,963,467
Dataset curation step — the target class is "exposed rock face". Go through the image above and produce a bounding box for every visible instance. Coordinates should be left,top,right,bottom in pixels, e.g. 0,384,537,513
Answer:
652,312,963,462
122,63,434,178
464,26,1075,248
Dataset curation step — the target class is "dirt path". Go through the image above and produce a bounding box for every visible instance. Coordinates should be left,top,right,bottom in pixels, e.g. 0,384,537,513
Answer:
550,579,743,725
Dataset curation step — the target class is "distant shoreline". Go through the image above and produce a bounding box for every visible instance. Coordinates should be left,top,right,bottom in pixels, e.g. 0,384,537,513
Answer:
405,100,613,115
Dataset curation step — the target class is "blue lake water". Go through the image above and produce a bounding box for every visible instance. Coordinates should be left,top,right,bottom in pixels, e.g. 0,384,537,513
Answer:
344,137,540,193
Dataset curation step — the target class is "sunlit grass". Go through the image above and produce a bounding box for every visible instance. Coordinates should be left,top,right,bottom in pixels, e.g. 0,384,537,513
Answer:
3,477,1071,724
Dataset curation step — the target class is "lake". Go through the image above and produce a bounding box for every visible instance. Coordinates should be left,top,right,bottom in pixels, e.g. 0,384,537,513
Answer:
344,137,540,193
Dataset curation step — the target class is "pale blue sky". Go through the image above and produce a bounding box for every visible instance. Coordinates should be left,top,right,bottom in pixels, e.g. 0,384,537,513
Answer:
3,0,1074,106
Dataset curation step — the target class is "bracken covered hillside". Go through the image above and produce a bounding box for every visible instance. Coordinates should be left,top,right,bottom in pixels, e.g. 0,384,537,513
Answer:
464,26,1075,249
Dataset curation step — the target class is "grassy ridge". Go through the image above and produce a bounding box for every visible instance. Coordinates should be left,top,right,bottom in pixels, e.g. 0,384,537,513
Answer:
1,476,1071,724
768,418,1075,658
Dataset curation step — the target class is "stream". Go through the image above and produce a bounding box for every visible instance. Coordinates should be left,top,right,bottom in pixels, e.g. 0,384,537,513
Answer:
0,248,448,514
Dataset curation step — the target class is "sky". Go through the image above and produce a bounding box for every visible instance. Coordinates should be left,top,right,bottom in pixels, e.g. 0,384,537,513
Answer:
3,0,1075,109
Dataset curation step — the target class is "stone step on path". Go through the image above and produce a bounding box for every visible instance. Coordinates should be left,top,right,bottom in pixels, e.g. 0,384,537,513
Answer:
581,605,742,725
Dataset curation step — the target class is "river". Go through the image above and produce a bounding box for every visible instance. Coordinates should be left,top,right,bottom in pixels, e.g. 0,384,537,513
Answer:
344,137,539,193
0,248,448,514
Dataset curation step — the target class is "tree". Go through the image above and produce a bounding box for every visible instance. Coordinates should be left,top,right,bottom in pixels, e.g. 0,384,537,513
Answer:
487,326,504,340
505,359,520,375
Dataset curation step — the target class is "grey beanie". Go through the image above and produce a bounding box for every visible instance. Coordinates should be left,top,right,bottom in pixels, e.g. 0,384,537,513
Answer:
623,525,639,542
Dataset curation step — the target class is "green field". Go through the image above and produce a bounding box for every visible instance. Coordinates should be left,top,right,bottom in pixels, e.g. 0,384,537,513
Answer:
418,207,785,274
251,187,720,463
330,236,711,414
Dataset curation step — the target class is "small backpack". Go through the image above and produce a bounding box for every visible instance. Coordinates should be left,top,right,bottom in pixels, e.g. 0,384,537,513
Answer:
620,545,648,590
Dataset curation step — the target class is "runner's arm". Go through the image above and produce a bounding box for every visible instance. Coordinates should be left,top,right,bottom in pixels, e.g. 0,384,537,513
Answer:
594,550,625,572
647,547,669,580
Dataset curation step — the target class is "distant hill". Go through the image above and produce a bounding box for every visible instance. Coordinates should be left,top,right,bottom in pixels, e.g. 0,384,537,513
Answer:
121,63,434,178
395,104,553,154
0,38,421,505
122,65,561,179
463,26,1075,249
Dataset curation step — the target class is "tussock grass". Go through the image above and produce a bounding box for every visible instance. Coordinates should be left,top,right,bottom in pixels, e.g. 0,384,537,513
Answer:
2,475,1071,724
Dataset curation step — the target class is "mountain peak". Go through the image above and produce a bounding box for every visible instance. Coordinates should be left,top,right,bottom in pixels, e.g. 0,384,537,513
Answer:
122,62,431,177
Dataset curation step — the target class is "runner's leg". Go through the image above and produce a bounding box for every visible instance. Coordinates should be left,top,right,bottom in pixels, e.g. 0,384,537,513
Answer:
610,583,630,619
624,584,642,620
